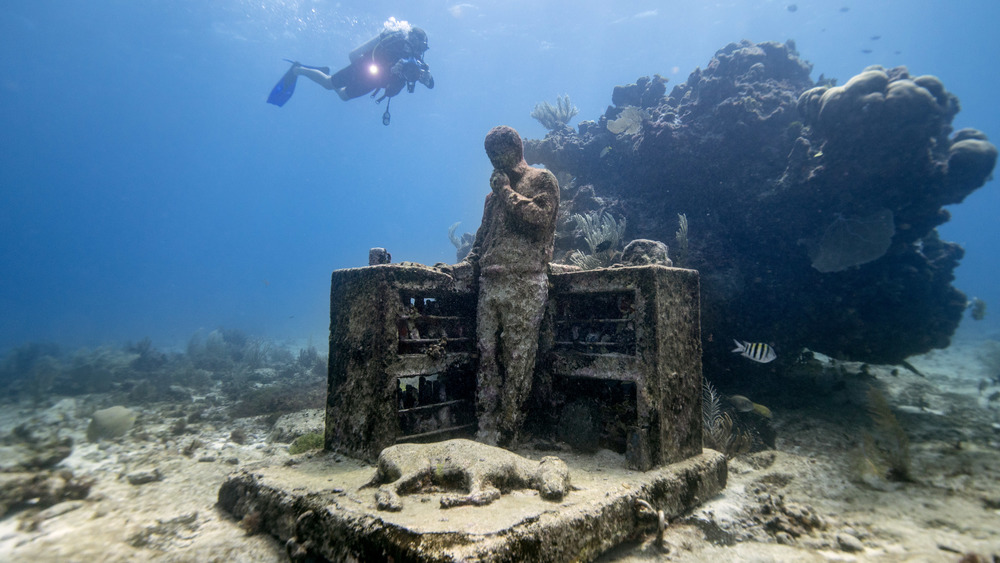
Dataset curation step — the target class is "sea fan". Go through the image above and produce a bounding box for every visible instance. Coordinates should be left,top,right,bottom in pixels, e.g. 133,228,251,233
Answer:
568,250,603,270
702,380,730,449
531,95,579,131
703,380,722,431
703,380,751,456
567,211,626,269
865,385,912,482
607,106,646,136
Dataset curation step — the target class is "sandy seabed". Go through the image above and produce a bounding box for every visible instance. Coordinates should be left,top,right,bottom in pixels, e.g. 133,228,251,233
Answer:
1,337,998,562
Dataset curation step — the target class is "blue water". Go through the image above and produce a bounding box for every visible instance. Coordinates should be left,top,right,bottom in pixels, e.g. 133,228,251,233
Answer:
2,0,998,351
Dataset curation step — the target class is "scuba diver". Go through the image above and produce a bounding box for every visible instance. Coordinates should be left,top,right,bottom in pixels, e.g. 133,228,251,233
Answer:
267,18,434,125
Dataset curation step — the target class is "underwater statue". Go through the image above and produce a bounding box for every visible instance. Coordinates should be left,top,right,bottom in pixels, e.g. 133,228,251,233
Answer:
365,439,570,510
459,126,560,446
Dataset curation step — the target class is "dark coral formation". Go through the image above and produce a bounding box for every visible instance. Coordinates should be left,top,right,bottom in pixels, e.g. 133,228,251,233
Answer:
525,40,996,371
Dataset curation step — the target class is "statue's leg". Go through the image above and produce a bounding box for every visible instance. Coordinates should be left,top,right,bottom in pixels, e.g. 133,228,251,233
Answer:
495,273,548,445
475,279,502,445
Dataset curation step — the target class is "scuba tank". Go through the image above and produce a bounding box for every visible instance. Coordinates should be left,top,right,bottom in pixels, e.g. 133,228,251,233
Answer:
348,34,381,64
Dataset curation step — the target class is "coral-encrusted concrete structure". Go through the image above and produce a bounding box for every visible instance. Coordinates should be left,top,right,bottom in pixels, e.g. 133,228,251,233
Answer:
325,264,477,463
539,266,703,470
324,262,702,472
218,261,721,562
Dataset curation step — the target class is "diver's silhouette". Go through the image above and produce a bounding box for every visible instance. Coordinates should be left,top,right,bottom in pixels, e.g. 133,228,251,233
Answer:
267,17,434,125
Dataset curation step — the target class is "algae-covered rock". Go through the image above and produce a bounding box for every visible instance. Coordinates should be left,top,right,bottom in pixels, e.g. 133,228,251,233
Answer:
288,432,324,454
0,471,93,517
621,239,672,266
269,409,324,443
86,406,136,442
1,419,74,471
126,468,163,485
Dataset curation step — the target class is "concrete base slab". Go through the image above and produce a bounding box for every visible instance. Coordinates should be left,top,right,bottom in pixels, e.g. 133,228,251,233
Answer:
218,448,727,562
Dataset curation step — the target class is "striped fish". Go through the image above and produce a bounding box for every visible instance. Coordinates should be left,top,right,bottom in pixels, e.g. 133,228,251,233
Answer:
732,340,777,363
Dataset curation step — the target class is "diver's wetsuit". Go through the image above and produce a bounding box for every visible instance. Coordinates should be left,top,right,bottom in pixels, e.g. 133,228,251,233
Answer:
330,29,431,101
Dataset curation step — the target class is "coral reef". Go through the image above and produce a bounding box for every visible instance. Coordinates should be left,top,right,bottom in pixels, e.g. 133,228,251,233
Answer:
227,376,325,422
531,94,579,131
525,40,997,371
612,74,669,109
0,331,327,426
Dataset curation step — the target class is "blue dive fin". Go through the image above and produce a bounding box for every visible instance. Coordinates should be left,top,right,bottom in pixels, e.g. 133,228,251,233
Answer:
267,60,331,107
267,66,297,107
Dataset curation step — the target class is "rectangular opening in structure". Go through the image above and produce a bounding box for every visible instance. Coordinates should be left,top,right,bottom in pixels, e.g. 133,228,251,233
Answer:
550,376,638,455
397,291,476,355
552,291,636,355
396,365,476,442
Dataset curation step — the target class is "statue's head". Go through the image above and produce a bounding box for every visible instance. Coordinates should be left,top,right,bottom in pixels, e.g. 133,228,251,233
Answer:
485,126,524,171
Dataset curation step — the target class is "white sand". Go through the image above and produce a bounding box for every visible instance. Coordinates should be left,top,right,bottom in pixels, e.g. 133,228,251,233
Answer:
1,337,998,562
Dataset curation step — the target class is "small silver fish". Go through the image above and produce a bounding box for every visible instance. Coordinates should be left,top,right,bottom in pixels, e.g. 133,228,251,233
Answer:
732,340,777,363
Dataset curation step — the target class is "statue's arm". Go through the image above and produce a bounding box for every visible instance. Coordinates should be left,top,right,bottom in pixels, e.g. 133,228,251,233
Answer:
497,170,559,229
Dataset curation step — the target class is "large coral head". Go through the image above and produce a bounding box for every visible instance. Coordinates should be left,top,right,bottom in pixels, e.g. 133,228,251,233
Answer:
485,125,524,171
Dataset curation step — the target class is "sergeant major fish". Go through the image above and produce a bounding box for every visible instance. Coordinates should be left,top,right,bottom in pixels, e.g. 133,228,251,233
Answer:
732,340,777,363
